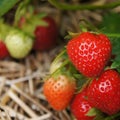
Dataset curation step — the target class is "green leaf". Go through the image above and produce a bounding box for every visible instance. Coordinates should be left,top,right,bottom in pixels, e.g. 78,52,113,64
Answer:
35,13,47,19
107,36,120,71
98,12,120,71
73,73,86,90
99,12,120,33
98,12,120,56
111,56,120,72
14,0,29,26
86,108,105,120
86,108,98,117
0,0,20,17
20,14,48,37
0,19,11,40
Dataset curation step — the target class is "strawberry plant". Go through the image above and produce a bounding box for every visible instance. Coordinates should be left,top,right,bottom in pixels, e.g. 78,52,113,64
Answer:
1,0,120,120
17,14,58,51
14,1,58,51
0,0,19,17
43,10,120,120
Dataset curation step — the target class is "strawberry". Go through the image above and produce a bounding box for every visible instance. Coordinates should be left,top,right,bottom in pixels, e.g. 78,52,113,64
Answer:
43,75,76,111
70,87,95,120
0,40,9,59
67,32,112,77
87,69,120,115
33,16,58,51
5,29,33,59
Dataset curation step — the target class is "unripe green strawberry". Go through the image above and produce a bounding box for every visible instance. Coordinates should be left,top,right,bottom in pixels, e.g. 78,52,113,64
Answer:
5,29,33,59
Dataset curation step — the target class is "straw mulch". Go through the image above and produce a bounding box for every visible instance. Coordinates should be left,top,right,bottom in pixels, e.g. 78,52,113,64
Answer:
0,46,67,120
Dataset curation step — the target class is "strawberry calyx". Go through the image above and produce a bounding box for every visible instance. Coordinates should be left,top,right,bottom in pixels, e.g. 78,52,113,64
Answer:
86,107,105,120
50,59,74,80
50,48,68,73
64,18,104,42
65,31,81,40
17,12,48,38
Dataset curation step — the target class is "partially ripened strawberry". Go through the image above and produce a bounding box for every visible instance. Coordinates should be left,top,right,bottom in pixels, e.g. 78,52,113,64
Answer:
67,32,112,77
33,16,58,51
43,75,76,111
71,87,95,120
0,40,9,59
87,69,120,115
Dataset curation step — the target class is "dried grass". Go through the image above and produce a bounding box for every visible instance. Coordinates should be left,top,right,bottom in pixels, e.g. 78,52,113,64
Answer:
0,46,67,120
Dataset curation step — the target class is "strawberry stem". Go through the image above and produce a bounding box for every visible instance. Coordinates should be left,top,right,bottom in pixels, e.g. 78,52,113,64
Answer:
105,33,120,38
48,0,120,10
79,19,100,32
51,48,67,65
76,77,92,94
104,112,120,120
50,59,70,77
14,0,32,26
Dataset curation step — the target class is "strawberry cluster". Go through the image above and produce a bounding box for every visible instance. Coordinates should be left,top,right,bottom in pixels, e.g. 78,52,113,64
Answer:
43,32,120,120
0,14,58,59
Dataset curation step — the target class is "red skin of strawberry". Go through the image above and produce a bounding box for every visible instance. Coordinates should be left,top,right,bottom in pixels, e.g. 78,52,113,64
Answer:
33,16,58,51
0,40,9,59
18,16,26,28
67,32,112,77
43,75,76,111
87,69,120,115
71,87,95,120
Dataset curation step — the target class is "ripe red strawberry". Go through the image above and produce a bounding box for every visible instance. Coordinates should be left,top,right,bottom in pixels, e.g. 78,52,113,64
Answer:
87,69,120,115
33,16,58,51
0,40,9,59
71,87,95,120
43,75,76,110
67,32,112,77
